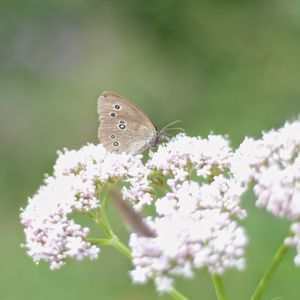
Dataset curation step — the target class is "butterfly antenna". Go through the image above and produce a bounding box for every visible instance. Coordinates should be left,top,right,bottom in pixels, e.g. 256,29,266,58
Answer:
163,127,185,133
161,120,183,131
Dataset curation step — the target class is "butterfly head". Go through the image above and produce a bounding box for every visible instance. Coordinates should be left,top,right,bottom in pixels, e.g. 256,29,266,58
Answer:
149,130,168,148
149,120,183,150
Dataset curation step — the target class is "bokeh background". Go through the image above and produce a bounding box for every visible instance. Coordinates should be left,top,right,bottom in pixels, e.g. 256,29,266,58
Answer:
1,1,300,299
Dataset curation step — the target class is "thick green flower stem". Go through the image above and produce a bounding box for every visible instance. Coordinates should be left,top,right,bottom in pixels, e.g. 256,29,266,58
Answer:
111,238,190,300
88,237,189,300
94,192,190,300
110,237,132,259
250,243,289,300
168,288,190,300
210,274,227,300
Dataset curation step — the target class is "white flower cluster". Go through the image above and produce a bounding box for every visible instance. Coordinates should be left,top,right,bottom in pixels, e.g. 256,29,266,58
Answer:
234,120,300,265
128,135,248,292
20,174,99,270
148,134,232,181
21,144,149,269
22,119,300,290
286,223,300,266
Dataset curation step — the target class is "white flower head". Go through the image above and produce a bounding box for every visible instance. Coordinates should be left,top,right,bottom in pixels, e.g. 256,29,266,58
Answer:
21,117,300,291
234,120,300,220
147,133,232,181
21,143,149,269
129,134,248,292
234,119,300,266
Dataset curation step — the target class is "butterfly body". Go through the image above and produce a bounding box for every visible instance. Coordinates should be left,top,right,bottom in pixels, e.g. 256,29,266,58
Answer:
149,130,165,148
97,91,164,155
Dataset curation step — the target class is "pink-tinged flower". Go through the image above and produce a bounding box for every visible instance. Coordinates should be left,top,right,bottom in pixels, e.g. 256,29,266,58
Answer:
129,134,248,292
20,174,100,269
234,119,300,266
285,222,300,266
21,143,150,269
234,120,300,219
235,120,300,219
130,208,247,292
147,134,232,181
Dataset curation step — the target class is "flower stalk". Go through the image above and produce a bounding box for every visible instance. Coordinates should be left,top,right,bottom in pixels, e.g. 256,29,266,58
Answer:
250,242,289,300
168,288,190,300
96,190,189,299
210,274,227,300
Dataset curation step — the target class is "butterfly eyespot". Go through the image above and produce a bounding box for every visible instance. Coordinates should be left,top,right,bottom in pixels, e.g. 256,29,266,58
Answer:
114,104,121,110
118,124,126,130
110,134,116,139
113,141,119,147
110,112,116,117
119,120,125,124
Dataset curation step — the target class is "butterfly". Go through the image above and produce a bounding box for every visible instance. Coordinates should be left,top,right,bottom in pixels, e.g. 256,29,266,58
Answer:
97,91,180,155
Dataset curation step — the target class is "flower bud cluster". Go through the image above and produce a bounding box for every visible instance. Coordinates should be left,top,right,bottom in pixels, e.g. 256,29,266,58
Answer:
233,120,300,266
128,135,248,292
21,144,148,269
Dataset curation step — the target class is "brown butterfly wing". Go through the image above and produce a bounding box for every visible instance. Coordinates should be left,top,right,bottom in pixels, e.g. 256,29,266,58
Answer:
97,91,157,154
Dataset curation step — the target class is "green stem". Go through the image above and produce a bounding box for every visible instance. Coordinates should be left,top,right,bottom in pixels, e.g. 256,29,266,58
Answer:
211,274,227,300
87,237,131,258
94,187,190,300
250,242,289,300
87,238,111,245
96,192,115,238
110,237,132,259
99,206,114,237
168,288,190,300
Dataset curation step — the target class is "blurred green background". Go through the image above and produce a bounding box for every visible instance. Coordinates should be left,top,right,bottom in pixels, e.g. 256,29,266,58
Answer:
1,0,300,299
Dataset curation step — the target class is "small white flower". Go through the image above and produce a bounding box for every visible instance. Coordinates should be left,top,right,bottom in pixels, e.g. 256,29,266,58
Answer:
147,134,232,183
154,276,174,293
234,119,300,266
235,120,300,219
21,143,149,269
129,134,248,292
